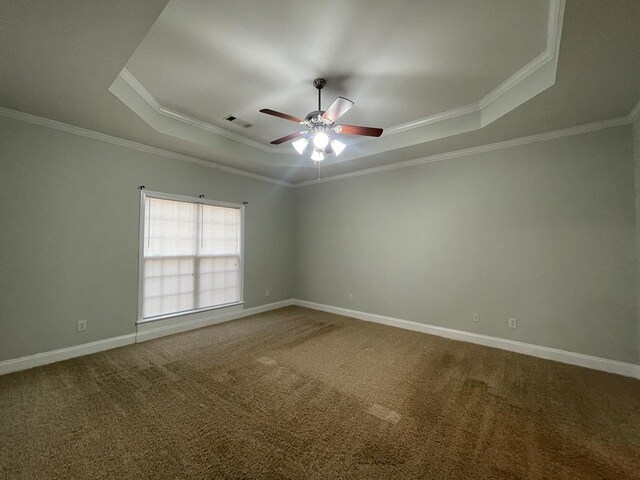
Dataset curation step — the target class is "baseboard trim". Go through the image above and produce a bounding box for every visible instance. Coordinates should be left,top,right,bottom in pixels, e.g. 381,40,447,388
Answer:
0,334,137,376
0,300,294,375
292,299,640,380
135,299,294,343
4,300,636,379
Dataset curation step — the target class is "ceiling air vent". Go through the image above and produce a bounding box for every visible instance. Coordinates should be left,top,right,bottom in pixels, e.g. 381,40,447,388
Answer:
224,115,252,128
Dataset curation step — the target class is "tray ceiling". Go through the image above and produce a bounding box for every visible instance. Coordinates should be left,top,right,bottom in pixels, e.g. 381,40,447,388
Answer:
111,0,561,167
2,0,639,184
124,0,548,143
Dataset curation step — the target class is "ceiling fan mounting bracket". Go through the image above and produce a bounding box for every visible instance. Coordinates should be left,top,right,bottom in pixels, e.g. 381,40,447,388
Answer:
313,78,327,90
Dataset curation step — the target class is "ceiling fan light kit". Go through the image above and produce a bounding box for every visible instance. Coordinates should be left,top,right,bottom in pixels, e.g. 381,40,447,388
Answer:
260,78,383,162
292,137,309,154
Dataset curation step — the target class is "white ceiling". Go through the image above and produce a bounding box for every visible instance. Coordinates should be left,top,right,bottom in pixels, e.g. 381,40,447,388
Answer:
1,0,639,185
125,0,547,145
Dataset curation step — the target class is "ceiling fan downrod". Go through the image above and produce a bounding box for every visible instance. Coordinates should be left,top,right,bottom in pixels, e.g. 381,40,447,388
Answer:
313,78,326,111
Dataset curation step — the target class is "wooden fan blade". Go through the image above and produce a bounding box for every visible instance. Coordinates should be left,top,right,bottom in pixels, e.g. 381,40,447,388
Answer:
336,124,383,137
260,109,303,123
322,97,354,123
270,131,305,145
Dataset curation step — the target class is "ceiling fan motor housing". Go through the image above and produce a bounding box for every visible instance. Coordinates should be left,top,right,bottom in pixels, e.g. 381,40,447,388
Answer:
305,110,325,121
304,110,333,131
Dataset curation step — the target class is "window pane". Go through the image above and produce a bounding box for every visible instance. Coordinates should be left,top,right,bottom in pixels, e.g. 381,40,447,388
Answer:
197,256,239,308
143,257,195,318
200,205,240,256
145,197,196,257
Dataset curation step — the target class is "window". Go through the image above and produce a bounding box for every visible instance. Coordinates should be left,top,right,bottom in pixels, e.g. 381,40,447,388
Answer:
139,191,243,321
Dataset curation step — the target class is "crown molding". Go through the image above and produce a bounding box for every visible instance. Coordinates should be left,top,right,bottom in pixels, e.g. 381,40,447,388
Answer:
294,116,630,187
479,0,564,109
477,50,552,111
383,103,481,136
117,69,291,155
0,106,293,187
2,96,637,192
383,15,561,139
112,0,565,166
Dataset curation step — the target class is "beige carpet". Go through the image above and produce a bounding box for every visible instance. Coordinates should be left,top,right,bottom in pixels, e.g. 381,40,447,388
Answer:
1,306,639,479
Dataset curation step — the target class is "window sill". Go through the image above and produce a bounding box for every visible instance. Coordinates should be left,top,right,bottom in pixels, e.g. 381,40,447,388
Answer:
136,301,245,325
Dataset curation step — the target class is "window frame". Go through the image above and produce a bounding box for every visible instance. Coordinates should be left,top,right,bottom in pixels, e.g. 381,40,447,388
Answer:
137,190,245,324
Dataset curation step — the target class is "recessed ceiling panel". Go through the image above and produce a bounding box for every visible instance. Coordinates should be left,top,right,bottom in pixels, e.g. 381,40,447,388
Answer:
125,0,548,145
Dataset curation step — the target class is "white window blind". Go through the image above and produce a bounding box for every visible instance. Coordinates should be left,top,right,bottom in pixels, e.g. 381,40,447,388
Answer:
141,193,242,320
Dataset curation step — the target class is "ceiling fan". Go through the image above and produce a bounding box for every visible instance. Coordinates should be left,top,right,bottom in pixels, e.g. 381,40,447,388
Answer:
259,78,383,162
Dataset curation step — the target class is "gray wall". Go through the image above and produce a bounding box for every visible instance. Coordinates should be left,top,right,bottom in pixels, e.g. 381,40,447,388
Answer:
295,127,638,363
0,116,295,361
634,116,640,363
2,116,638,365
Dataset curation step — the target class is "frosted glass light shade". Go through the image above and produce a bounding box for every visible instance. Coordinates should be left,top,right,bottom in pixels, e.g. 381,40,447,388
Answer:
310,149,325,161
331,139,346,156
313,131,329,149
292,137,308,155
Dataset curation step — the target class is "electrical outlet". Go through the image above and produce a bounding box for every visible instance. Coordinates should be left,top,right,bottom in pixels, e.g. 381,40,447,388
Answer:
77,320,87,332
265,289,270,297
508,317,517,329
473,312,479,322
348,294,354,302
